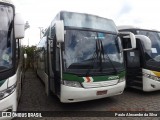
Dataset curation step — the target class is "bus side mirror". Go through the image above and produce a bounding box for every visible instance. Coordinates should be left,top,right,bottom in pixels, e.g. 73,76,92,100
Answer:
135,35,151,50
24,53,27,59
14,13,25,39
55,20,64,43
119,32,136,51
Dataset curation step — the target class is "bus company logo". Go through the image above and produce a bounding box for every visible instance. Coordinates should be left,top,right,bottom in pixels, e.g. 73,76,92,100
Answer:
2,112,11,117
108,76,119,80
83,77,94,83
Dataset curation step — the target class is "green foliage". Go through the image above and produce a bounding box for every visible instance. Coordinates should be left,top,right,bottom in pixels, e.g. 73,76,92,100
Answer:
25,46,36,58
23,45,36,69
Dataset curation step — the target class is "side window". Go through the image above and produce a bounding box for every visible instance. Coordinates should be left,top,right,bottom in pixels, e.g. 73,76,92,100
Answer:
40,50,45,70
56,46,60,71
16,39,20,64
51,26,55,38
44,49,48,73
50,26,55,52
50,25,60,72
40,50,44,62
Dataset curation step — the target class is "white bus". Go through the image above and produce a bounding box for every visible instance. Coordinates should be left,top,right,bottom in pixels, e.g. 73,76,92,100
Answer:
118,25,160,91
0,0,25,117
35,11,136,103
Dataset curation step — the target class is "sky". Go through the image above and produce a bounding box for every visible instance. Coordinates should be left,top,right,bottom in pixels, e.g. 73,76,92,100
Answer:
12,0,160,46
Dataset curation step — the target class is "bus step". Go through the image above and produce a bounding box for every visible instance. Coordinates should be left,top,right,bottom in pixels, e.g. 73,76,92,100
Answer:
136,76,142,79
133,80,142,84
127,79,142,88
127,75,142,79
130,86,143,90
133,80,143,88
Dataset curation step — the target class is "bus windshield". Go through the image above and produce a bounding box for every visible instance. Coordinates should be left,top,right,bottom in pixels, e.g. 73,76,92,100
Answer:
63,29,124,74
0,5,13,71
61,11,117,33
137,30,160,66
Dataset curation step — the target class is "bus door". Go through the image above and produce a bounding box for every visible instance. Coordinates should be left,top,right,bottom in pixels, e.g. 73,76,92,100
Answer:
122,37,142,89
49,29,61,96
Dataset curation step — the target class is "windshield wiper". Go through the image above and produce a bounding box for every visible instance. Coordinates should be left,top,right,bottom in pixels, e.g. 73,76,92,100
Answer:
99,40,104,71
85,35,119,76
85,40,100,76
99,40,118,74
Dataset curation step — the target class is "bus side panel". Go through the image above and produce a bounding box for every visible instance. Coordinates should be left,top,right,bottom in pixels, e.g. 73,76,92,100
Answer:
37,69,49,94
36,53,49,96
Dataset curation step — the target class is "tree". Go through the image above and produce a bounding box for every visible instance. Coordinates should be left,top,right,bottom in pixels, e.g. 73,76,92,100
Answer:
24,45,36,69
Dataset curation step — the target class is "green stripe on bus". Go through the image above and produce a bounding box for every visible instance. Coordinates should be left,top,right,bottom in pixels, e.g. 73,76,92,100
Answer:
63,74,84,82
0,80,6,87
63,71,125,82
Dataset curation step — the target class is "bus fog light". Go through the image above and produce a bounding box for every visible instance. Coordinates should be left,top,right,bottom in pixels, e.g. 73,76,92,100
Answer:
0,84,16,100
63,80,82,88
143,73,150,78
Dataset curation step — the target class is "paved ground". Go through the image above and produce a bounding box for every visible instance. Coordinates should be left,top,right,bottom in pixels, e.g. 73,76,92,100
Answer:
13,69,160,120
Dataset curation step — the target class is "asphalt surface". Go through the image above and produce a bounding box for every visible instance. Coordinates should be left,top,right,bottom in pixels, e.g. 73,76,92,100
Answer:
13,69,160,120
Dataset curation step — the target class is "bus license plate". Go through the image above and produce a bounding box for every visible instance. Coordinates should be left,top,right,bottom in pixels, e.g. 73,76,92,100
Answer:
97,90,107,95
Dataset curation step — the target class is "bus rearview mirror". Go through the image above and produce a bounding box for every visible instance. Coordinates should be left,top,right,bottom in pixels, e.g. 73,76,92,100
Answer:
14,13,25,39
135,35,151,51
55,21,64,43
119,32,136,51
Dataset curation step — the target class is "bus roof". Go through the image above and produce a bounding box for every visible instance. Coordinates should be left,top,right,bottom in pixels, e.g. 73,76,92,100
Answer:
0,0,13,4
57,11,118,33
117,25,160,32
60,11,113,21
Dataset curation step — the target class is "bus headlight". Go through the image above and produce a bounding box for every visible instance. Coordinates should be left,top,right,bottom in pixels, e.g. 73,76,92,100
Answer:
118,77,125,83
143,73,160,81
63,80,82,88
0,84,16,100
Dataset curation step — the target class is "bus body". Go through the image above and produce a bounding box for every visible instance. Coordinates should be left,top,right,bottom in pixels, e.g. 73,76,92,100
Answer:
0,0,25,117
35,11,136,103
118,25,160,91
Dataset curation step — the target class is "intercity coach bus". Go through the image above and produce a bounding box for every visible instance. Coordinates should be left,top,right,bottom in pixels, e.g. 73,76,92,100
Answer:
35,11,136,103
0,0,25,115
118,25,160,91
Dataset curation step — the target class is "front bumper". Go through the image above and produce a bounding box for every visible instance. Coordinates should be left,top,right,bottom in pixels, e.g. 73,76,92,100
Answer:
60,81,125,103
0,89,17,120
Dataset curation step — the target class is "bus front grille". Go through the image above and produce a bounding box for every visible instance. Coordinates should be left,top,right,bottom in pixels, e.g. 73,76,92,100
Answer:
82,80,119,88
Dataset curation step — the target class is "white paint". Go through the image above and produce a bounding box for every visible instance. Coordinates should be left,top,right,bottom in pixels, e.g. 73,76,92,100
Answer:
151,48,157,53
143,68,160,92
60,81,125,103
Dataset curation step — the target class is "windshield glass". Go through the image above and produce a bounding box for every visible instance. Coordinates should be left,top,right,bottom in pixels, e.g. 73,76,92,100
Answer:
0,4,13,71
61,11,117,33
63,29,124,74
137,30,160,63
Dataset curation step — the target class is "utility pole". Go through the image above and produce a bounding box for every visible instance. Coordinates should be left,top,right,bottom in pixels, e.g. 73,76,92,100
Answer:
25,21,30,30
38,27,43,39
28,38,29,47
